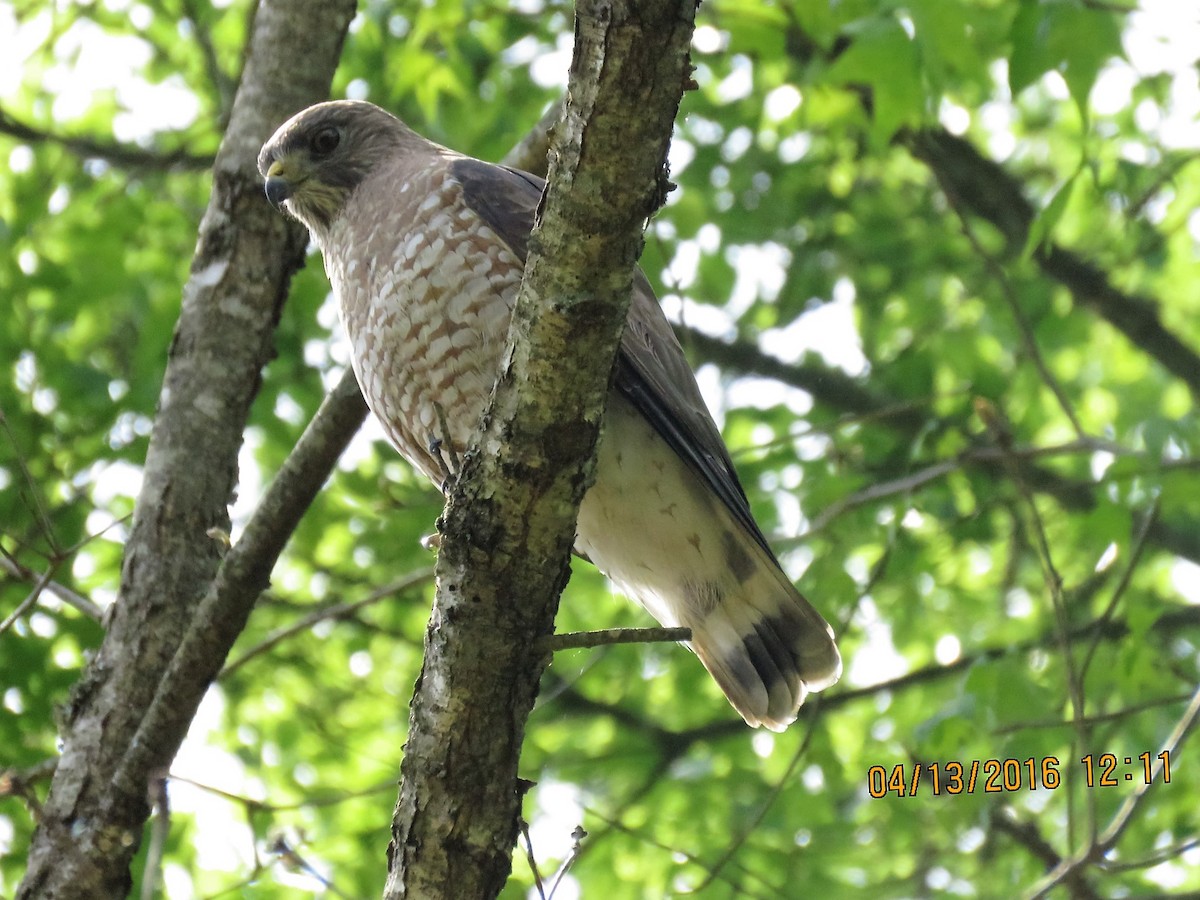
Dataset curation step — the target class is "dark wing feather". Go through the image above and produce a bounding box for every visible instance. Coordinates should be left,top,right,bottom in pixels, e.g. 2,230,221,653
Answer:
451,157,778,561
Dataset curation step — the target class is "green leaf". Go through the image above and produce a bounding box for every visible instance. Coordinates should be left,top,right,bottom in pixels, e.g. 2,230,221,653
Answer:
1008,0,1052,96
826,17,925,145
1008,0,1126,122
1023,170,1078,258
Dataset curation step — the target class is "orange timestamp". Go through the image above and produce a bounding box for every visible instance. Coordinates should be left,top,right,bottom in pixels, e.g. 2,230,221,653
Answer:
866,751,1171,798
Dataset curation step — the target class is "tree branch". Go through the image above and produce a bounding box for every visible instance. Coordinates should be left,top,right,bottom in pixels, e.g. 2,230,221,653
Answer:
0,107,214,172
1029,682,1200,898
501,100,563,179
989,807,1102,900
907,127,1200,403
108,372,367,805
218,562,432,678
680,325,930,434
546,604,1200,746
682,328,1200,566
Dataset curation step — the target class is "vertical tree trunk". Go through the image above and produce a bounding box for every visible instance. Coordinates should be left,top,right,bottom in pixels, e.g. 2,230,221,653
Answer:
17,0,356,895
383,0,699,897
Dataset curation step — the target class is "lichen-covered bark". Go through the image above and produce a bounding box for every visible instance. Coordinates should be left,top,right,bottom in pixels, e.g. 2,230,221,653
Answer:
383,1,698,897
16,0,356,895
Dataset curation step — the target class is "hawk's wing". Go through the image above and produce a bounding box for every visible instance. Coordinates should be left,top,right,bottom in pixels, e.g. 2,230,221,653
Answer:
451,157,778,562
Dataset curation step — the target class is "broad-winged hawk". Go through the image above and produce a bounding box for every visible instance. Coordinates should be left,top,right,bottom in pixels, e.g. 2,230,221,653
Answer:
258,100,840,730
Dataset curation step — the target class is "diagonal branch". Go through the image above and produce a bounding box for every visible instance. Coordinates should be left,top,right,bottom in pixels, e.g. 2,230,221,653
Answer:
907,128,1200,402
218,563,432,678
538,626,691,652
945,192,1086,438
1028,682,1200,898
569,604,1200,746
990,807,1102,900
110,371,367,804
681,328,1200,567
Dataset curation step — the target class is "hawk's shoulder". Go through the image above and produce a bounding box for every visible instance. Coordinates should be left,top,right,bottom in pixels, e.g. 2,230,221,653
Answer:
449,157,544,260
448,153,775,562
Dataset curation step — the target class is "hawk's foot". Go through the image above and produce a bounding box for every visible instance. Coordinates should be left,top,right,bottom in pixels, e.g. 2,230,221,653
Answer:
428,402,461,493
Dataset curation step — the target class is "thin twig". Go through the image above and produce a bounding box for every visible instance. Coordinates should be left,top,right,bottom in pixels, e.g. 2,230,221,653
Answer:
0,406,62,556
140,778,170,900
1028,682,1200,897
269,836,354,899
546,606,1200,746
1,510,124,627
585,807,781,900
168,772,395,813
910,126,1200,402
990,807,1101,900
518,818,548,900
977,397,1090,850
780,435,1149,549
218,566,435,677
788,458,959,544
0,566,57,635
547,825,587,900
178,0,236,115
0,540,108,623
1079,493,1160,683
0,107,213,171
1098,836,1200,873
0,757,58,818
538,626,691,653
949,195,1085,438
684,707,819,893
993,691,1194,735
1095,686,1200,852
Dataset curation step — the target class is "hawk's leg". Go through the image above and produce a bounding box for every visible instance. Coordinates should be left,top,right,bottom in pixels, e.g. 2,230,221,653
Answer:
422,402,461,553
427,401,461,493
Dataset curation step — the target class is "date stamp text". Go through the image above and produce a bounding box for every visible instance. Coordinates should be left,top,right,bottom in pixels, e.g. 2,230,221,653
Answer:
867,751,1172,798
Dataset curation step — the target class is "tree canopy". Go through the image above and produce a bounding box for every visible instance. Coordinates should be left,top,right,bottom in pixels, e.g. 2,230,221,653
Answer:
3,0,1199,897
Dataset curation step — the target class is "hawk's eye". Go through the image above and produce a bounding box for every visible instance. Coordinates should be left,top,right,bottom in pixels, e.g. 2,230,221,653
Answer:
310,126,341,157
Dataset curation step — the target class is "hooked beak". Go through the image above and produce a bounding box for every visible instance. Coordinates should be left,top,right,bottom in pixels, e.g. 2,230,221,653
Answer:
263,158,297,209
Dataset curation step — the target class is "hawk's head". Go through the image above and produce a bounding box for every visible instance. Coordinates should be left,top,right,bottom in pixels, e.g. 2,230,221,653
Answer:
258,100,413,240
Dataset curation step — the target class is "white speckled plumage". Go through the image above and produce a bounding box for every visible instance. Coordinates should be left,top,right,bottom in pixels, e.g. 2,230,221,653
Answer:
259,100,841,730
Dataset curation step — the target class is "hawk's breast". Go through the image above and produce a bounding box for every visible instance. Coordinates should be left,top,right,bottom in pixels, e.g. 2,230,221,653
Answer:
325,163,525,482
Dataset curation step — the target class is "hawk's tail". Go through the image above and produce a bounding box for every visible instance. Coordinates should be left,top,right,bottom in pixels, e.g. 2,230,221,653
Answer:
686,560,841,731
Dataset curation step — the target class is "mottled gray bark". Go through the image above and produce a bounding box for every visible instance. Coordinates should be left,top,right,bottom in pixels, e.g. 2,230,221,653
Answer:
16,0,356,895
383,1,698,897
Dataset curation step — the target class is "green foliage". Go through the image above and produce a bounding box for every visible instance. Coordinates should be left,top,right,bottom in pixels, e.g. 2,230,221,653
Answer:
3,0,1199,897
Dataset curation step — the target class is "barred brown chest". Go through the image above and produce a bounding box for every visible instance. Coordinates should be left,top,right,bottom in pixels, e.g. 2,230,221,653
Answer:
324,163,522,482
